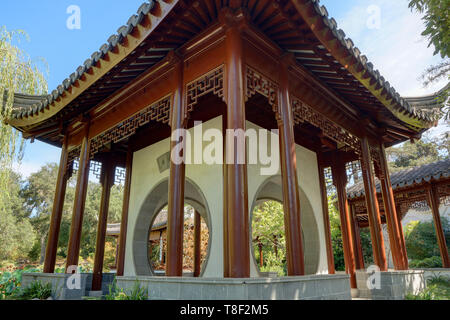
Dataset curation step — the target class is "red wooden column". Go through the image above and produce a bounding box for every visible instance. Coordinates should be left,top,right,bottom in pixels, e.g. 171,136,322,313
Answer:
317,153,335,274
395,204,408,269
224,25,250,278
350,203,365,270
222,113,230,278
44,134,70,273
277,60,305,276
66,120,91,272
426,183,450,268
193,210,201,277
166,58,187,277
378,143,408,270
92,157,115,291
331,154,356,288
116,148,133,276
360,137,387,271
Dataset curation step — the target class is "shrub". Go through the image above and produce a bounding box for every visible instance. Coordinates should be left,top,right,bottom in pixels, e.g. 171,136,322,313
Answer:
0,267,42,299
405,218,450,261
105,279,148,300
11,280,52,300
410,256,443,268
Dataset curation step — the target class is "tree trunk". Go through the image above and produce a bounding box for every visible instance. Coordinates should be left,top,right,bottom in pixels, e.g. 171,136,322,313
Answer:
39,234,47,265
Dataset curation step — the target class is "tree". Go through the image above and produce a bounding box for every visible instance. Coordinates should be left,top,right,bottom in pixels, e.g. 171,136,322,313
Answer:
0,27,47,264
408,0,449,119
386,133,446,172
20,164,58,264
405,217,450,263
252,201,287,275
0,170,35,262
0,27,47,212
408,0,449,58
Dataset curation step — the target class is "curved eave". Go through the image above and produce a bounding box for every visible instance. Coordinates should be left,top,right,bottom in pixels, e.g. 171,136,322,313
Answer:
6,0,178,128
291,0,439,131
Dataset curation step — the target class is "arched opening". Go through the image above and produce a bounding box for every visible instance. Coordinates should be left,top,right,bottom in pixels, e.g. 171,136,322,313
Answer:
148,204,209,276
133,178,212,276
250,175,321,275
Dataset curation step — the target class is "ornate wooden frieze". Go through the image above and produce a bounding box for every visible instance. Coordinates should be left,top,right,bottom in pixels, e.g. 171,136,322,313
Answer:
186,65,224,112
89,95,172,158
291,97,361,155
370,146,382,177
67,147,81,165
245,66,279,119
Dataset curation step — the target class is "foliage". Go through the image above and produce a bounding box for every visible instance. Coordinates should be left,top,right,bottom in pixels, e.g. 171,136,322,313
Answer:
408,0,449,120
406,275,450,300
0,267,41,300
0,27,47,213
252,201,286,275
10,280,52,300
408,0,449,58
410,256,443,268
260,251,286,276
386,134,447,173
404,217,450,260
105,279,148,300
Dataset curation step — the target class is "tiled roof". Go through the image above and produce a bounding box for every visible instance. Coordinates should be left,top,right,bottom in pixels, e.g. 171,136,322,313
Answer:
297,0,442,126
5,1,156,121
347,158,450,199
404,83,449,111
3,0,443,131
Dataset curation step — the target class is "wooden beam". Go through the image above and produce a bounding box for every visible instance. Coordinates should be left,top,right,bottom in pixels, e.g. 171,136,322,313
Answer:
166,57,187,277
43,134,69,273
116,147,133,276
360,136,387,271
278,59,305,276
92,157,115,291
66,120,91,272
426,183,450,268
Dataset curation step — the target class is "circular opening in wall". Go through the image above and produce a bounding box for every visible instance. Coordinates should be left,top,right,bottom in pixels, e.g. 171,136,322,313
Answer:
148,204,210,276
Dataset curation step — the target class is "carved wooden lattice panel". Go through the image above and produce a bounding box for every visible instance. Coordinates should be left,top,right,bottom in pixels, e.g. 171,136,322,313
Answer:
291,98,361,155
245,66,279,119
115,167,126,185
186,65,224,112
89,95,172,158
71,159,102,181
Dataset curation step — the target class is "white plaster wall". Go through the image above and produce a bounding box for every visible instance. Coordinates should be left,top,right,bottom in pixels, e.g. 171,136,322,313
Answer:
124,116,327,277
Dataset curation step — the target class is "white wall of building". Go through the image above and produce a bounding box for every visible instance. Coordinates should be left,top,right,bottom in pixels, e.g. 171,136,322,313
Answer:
124,116,328,277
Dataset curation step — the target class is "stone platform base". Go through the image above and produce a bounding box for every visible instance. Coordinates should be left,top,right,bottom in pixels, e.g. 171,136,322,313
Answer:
22,273,115,300
356,270,425,300
412,268,450,281
116,274,351,300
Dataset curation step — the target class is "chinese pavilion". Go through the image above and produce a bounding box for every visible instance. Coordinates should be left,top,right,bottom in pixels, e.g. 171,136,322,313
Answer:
6,0,445,299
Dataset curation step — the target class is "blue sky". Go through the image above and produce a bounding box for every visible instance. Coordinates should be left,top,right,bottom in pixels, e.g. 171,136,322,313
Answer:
1,0,447,177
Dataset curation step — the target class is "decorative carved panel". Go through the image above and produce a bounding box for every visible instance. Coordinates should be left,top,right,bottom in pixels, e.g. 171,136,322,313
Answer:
89,95,172,158
245,66,279,119
291,97,361,155
186,65,224,112
115,167,126,185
